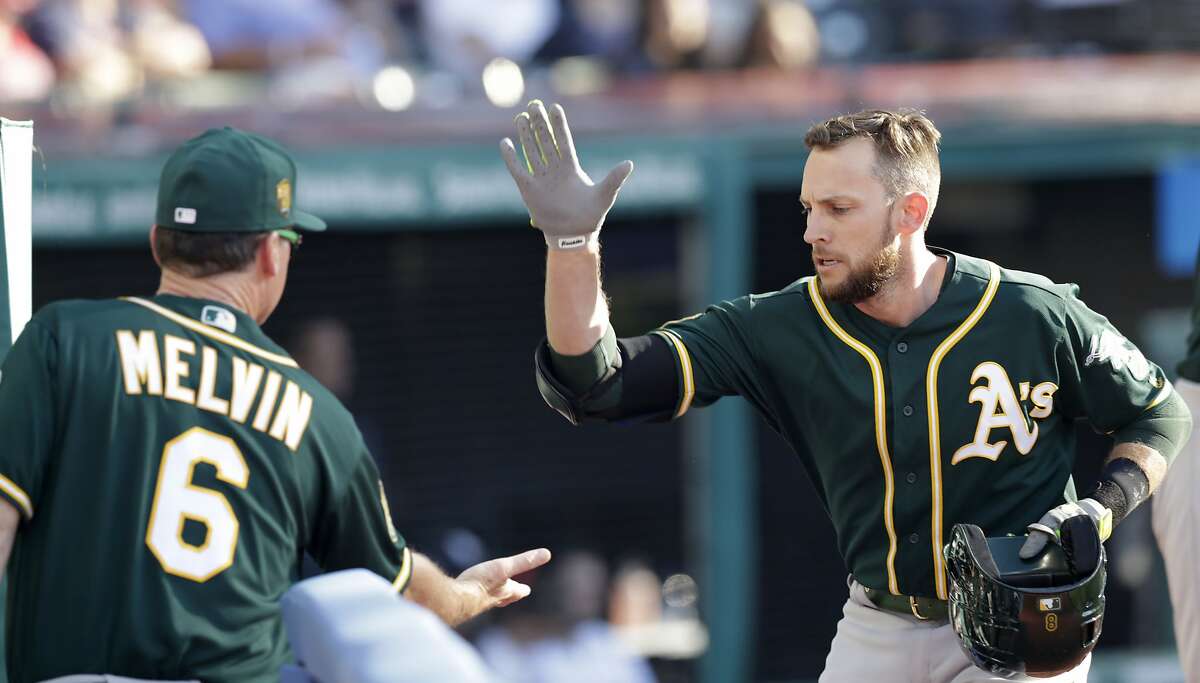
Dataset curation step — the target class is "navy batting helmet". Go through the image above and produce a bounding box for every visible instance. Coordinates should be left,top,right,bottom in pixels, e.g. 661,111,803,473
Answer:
944,515,1106,679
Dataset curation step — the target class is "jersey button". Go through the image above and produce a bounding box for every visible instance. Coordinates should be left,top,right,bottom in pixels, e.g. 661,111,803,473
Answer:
897,342,909,353
909,533,920,544
902,405,914,417
906,472,917,484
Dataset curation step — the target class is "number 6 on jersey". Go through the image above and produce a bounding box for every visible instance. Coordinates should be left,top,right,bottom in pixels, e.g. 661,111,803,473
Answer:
146,427,249,582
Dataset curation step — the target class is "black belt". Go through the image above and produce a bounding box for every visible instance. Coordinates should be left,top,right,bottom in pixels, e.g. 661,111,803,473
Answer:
863,585,949,621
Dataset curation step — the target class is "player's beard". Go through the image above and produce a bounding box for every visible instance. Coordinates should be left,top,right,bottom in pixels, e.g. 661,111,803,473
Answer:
819,221,900,304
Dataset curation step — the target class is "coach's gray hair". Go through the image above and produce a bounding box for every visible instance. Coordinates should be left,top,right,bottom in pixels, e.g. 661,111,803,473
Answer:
804,109,942,223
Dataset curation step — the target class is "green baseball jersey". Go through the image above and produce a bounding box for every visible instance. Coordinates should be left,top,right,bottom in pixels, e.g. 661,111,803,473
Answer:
1177,244,1200,382
655,248,1171,600
0,294,410,683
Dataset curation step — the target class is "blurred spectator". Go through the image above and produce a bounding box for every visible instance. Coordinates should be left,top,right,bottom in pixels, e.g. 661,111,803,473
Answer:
29,0,208,103
737,0,819,69
289,316,390,475
130,0,211,80
177,0,344,70
175,0,397,104
0,0,55,101
536,0,639,66
38,0,140,101
609,559,663,628
476,550,657,683
642,0,709,69
421,0,559,80
608,560,708,666
290,316,356,401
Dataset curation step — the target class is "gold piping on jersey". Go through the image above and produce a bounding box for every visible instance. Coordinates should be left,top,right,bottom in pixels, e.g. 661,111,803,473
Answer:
122,297,299,368
659,311,704,327
653,329,696,419
808,277,901,596
0,474,32,519
392,547,414,593
925,261,1001,600
1146,381,1174,411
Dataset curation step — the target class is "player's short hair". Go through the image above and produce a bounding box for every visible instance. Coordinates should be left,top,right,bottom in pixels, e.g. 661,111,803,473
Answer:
804,109,942,222
153,226,267,278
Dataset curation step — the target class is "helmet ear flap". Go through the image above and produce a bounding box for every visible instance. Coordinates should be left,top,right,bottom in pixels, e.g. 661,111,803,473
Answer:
957,523,1001,579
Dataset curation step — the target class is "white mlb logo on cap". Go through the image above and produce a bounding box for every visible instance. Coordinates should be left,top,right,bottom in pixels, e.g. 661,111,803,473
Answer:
175,207,197,224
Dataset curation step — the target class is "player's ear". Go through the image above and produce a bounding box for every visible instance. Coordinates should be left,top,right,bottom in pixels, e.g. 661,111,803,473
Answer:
256,233,283,278
896,192,930,235
149,225,163,267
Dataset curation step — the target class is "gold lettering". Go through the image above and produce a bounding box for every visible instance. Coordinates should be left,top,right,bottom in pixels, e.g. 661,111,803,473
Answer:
1029,382,1058,420
269,381,313,451
229,358,264,424
252,371,282,432
116,330,162,395
195,346,229,415
163,335,196,405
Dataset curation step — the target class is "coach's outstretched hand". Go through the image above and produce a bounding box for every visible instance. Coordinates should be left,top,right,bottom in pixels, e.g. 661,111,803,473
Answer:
406,547,552,627
501,100,633,250
457,547,552,611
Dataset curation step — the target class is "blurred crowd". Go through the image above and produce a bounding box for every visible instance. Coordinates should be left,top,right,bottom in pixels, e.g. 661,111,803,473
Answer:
468,548,705,683
4,0,1200,111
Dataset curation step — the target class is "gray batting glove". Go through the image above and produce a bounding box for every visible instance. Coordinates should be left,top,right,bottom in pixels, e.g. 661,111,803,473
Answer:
500,100,633,250
1018,498,1113,559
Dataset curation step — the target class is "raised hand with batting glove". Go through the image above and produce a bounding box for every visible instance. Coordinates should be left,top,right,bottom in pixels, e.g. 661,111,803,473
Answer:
500,100,633,250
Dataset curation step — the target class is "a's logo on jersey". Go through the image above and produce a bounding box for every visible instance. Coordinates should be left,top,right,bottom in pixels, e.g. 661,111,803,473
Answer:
1085,329,1151,381
952,361,1058,465
201,305,237,333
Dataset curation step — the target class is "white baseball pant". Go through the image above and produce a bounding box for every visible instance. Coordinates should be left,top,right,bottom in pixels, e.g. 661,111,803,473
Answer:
819,579,1090,683
1152,376,1200,682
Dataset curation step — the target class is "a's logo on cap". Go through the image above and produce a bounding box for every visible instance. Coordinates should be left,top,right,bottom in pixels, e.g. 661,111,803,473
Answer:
276,179,292,217
174,207,197,224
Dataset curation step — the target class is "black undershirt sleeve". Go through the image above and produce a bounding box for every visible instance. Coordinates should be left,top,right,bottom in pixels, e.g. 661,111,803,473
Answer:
611,334,681,420
542,330,682,422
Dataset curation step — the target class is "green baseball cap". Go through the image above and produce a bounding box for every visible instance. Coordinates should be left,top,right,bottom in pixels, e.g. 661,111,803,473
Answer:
155,127,326,233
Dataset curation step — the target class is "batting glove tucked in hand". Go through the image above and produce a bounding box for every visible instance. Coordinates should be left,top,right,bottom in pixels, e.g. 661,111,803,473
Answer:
1018,498,1113,560
500,100,633,250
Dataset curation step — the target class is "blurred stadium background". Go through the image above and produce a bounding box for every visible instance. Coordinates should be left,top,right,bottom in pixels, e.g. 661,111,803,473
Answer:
4,0,1200,681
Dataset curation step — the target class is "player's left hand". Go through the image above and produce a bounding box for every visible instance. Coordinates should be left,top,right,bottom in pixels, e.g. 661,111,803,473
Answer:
456,547,552,611
1018,498,1113,559
500,100,633,249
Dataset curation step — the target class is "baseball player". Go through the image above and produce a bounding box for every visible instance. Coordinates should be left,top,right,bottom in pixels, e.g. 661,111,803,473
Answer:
500,102,1191,682
0,127,550,683
1153,245,1200,681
